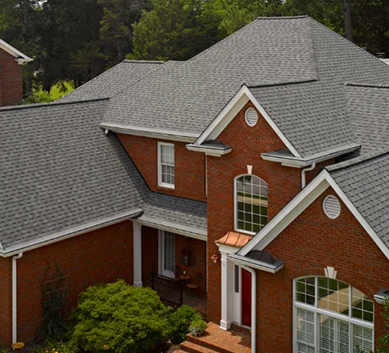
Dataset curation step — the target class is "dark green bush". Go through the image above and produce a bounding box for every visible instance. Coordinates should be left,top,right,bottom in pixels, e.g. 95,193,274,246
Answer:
30,339,77,353
167,305,203,344
71,280,168,353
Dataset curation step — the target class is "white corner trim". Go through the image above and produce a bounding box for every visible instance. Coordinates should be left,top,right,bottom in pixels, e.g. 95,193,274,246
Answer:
195,85,301,158
239,169,389,262
0,39,33,63
100,123,198,143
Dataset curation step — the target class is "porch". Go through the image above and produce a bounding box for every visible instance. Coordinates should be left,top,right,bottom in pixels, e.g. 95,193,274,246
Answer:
132,222,207,314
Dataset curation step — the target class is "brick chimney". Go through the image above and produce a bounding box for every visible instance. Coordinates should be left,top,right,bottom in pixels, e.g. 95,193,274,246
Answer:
0,39,33,107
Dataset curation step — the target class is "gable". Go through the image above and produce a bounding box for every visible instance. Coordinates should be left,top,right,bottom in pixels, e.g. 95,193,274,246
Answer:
239,170,389,261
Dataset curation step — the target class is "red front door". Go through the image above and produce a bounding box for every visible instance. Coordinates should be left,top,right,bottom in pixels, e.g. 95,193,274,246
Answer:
241,269,252,327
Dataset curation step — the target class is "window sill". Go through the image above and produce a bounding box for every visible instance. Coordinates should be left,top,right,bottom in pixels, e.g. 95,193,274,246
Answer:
158,183,175,190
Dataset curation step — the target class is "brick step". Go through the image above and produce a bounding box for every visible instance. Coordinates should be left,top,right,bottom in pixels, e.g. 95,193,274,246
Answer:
186,334,235,353
180,340,220,353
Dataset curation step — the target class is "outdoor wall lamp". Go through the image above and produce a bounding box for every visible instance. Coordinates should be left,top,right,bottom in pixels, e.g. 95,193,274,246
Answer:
211,254,219,263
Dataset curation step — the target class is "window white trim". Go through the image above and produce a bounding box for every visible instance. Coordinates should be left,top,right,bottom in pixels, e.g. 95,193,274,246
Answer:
158,142,175,189
158,230,175,278
293,276,374,353
234,174,268,235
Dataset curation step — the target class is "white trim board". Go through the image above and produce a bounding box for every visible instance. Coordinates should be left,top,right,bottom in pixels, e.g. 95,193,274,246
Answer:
194,85,302,158
0,39,33,64
101,123,198,143
239,170,389,261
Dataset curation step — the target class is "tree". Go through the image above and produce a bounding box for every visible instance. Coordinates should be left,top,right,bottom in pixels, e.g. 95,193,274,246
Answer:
98,0,148,65
130,0,219,61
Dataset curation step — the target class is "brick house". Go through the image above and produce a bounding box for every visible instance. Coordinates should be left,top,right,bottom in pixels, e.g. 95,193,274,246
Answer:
1,15,389,353
0,39,32,106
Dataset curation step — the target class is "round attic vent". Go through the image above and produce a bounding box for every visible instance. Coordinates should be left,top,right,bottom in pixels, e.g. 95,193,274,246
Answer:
323,195,341,219
245,107,258,127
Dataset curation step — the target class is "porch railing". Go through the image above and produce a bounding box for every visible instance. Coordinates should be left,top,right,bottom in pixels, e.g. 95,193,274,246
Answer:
151,271,183,305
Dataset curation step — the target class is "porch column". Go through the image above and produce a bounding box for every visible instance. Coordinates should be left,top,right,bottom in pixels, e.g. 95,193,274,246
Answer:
133,222,142,287
220,251,233,330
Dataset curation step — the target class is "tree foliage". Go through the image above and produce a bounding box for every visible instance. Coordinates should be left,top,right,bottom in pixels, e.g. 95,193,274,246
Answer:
71,280,169,353
0,0,388,98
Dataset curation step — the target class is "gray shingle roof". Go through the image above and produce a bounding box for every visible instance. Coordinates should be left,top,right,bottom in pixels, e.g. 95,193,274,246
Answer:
101,16,389,159
102,16,319,140
327,150,389,248
59,60,164,102
0,99,206,252
346,84,389,154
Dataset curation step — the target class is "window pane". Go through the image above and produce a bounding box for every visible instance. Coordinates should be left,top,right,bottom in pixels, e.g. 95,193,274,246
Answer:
235,175,268,233
353,325,373,353
296,277,316,306
234,265,239,293
159,144,175,186
320,315,349,353
164,232,175,272
352,288,374,323
318,277,349,316
297,308,315,352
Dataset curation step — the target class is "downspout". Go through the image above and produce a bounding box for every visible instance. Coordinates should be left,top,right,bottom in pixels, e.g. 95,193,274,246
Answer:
301,163,316,189
241,265,256,353
12,253,23,344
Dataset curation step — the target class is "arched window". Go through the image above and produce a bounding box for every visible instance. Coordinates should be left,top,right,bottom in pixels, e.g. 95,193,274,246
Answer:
294,276,374,353
235,175,268,234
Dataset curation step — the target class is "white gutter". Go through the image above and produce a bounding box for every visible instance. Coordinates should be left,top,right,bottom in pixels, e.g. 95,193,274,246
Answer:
241,265,256,353
1,209,143,257
301,163,316,189
186,143,232,157
100,123,198,143
12,253,23,344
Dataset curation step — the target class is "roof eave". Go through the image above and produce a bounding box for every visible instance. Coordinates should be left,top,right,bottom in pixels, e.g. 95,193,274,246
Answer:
261,144,361,168
186,143,232,157
228,253,284,273
101,123,198,143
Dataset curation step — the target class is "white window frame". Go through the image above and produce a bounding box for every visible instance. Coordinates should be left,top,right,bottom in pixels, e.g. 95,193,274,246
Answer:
293,276,374,353
158,142,175,189
158,230,175,278
234,174,268,235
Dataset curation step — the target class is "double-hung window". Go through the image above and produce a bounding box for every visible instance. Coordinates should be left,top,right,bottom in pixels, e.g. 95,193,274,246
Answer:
158,142,175,188
294,276,374,353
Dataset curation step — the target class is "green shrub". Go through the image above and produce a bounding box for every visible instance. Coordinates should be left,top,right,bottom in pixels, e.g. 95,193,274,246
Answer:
167,305,203,344
71,280,168,353
189,318,207,337
30,339,77,353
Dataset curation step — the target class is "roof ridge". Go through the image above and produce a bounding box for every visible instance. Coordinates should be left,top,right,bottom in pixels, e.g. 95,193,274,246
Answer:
256,15,309,20
345,82,389,89
326,149,389,172
123,60,164,64
0,97,108,112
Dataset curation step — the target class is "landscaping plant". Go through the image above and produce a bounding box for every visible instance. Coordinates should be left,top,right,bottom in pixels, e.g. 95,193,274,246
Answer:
71,280,169,353
167,305,205,344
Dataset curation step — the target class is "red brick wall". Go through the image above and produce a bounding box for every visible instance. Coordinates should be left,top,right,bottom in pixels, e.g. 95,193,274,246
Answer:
12,221,134,345
0,49,23,106
206,101,330,322
256,187,389,352
118,134,206,201
175,236,206,292
0,257,12,347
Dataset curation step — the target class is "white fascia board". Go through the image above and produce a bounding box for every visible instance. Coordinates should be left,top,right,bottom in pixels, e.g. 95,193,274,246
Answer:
0,39,33,63
1,208,143,257
216,242,240,254
228,253,284,273
195,85,302,158
261,144,361,168
135,215,207,241
239,171,329,256
324,170,389,261
186,144,232,157
101,123,198,143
